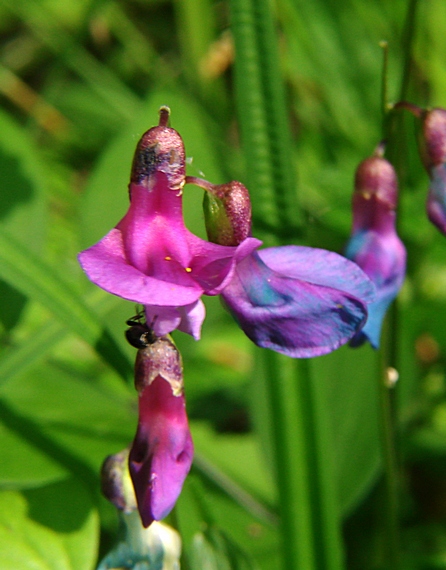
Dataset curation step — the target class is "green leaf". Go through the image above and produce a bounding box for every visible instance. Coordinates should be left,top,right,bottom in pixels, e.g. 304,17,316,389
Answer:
310,344,381,516
0,479,99,570
0,228,132,382
0,359,135,489
0,109,48,331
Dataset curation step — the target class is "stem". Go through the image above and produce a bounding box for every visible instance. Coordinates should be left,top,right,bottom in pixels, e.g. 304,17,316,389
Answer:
378,309,402,570
229,0,301,243
257,351,345,570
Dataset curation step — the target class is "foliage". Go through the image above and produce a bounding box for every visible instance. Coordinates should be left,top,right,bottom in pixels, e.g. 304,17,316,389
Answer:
0,0,446,568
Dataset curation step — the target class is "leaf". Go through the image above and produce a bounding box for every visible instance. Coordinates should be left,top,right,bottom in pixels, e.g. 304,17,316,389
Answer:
0,359,135,489
0,109,48,331
310,343,382,516
0,228,132,382
0,478,99,570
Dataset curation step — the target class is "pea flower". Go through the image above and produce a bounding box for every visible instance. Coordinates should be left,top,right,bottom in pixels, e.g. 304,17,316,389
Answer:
128,333,193,528
344,153,406,348
100,449,182,568
189,177,375,358
78,107,260,340
419,107,446,234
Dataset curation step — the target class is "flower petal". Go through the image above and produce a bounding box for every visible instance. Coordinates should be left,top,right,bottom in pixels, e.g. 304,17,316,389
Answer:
427,164,446,234
221,251,370,358
129,375,193,527
78,228,202,306
187,233,261,294
345,230,406,348
144,300,205,340
258,245,375,303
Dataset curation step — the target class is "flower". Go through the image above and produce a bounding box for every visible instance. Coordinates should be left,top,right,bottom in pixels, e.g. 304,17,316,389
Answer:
78,107,259,339
344,154,406,348
128,334,193,528
419,107,446,234
188,177,375,358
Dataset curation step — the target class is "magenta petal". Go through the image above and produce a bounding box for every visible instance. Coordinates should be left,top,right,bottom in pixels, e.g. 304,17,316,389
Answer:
186,233,261,294
144,300,205,339
175,300,206,340
78,228,202,306
129,375,194,527
221,250,371,358
258,246,375,303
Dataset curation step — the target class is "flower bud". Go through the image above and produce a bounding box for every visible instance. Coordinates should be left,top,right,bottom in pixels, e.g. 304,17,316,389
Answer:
418,108,446,235
419,108,446,171
129,335,193,527
187,177,252,245
130,106,186,191
97,516,182,570
345,154,406,349
101,448,137,513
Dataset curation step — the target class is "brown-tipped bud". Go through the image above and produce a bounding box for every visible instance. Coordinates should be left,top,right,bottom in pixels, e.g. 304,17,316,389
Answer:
420,108,446,171
187,177,252,246
130,107,185,190
101,448,137,513
134,336,183,395
129,335,193,527
354,156,398,210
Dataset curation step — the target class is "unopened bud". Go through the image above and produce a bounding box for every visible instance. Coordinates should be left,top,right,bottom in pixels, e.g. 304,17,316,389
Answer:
354,155,398,210
130,106,186,191
420,108,446,170
101,448,137,513
129,336,193,527
187,177,252,245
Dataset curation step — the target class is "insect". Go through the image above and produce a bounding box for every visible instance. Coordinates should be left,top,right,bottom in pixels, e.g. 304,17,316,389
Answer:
125,310,157,349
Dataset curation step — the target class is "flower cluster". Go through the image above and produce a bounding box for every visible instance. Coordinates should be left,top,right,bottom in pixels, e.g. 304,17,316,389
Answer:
79,107,376,528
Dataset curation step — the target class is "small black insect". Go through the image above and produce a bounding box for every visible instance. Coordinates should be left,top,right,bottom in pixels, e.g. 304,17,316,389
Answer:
125,312,157,349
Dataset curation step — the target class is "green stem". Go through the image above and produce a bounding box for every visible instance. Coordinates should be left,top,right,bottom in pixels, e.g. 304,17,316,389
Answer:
378,310,402,570
258,351,345,570
377,3,420,566
229,0,301,242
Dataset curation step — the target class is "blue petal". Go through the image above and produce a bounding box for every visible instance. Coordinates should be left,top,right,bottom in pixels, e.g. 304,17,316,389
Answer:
344,229,406,348
258,245,375,303
221,250,372,358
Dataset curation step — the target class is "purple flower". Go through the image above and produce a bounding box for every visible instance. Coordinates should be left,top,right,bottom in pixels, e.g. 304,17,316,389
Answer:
189,178,375,358
344,155,406,348
78,108,259,339
420,108,446,234
129,335,193,528
221,246,375,358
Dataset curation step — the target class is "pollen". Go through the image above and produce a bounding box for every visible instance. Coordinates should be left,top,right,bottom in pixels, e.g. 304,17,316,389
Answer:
165,256,172,261
185,267,192,273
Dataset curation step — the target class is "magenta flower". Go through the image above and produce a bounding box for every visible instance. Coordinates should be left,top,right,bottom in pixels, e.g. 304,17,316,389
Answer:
344,154,406,348
78,108,259,339
190,177,375,358
129,335,193,528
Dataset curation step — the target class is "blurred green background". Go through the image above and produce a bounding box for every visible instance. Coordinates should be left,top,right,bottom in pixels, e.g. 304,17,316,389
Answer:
0,0,446,568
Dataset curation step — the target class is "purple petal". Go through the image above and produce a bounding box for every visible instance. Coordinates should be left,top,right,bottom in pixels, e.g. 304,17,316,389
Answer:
129,375,193,527
221,251,371,358
78,228,202,306
427,164,446,234
345,229,406,348
258,245,375,303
